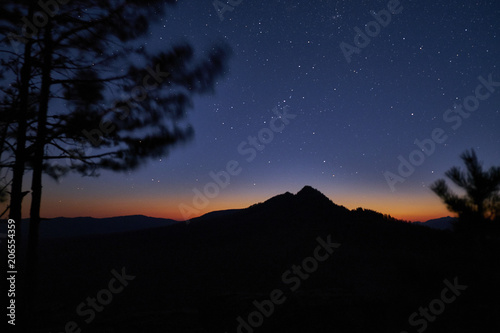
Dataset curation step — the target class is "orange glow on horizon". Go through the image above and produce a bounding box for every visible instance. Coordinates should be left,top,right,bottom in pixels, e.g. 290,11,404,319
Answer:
37,188,450,223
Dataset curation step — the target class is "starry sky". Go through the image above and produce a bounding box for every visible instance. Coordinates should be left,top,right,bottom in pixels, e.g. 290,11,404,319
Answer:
33,0,500,222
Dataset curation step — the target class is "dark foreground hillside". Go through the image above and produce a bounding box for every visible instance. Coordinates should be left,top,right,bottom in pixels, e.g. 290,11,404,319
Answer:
27,186,500,332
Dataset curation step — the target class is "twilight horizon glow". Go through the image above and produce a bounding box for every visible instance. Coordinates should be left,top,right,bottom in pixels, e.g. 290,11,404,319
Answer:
13,0,500,223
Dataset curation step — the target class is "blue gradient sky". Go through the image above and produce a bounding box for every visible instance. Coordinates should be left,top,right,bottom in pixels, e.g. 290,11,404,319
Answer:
26,0,500,221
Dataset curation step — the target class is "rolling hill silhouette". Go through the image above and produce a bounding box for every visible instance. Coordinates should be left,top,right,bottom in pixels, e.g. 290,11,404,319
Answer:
0,215,179,240
414,216,456,230
24,186,500,332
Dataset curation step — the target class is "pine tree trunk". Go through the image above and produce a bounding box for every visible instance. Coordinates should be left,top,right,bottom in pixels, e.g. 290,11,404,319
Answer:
8,3,36,330
26,19,54,330
9,3,35,236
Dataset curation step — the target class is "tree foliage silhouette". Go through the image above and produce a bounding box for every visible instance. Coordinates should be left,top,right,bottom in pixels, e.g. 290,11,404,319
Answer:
431,149,500,233
1,0,230,229
0,0,231,328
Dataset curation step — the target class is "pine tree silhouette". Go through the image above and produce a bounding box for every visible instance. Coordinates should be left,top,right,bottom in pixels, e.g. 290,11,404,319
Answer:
431,149,500,234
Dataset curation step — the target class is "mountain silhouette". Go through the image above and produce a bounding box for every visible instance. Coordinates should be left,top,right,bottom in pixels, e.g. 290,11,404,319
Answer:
257,185,341,211
296,184,330,200
414,216,456,230
0,215,178,240
23,186,500,333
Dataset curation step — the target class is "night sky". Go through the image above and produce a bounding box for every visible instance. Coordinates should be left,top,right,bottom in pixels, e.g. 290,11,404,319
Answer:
38,0,500,222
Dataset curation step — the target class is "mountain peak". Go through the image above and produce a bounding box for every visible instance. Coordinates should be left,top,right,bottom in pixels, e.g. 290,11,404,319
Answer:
296,185,323,197
254,186,342,216
297,186,333,201
295,186,332,206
